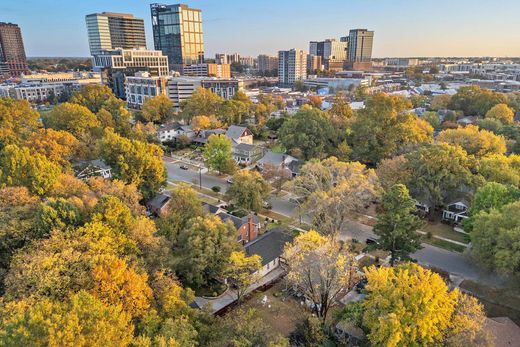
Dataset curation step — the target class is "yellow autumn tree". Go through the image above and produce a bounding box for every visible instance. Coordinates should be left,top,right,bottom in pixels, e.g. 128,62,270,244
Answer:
26,128,79,166
363,263,458,347
283,230,357,320
91,257,153,318
224,251,262,303
437,125,507,158
485,103,515,124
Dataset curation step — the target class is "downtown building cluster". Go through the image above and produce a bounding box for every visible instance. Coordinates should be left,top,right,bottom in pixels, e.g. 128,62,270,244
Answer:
85,5,241,107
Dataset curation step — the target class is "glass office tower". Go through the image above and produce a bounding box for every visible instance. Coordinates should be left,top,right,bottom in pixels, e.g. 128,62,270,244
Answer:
150,3,204,66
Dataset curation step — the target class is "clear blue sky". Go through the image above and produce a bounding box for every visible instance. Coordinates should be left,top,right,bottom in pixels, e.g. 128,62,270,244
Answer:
3,0,520,58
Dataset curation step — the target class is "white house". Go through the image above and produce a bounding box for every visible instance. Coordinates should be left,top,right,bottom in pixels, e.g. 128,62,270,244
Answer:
157,122,194,143
442,199,469,223
225,125,253,145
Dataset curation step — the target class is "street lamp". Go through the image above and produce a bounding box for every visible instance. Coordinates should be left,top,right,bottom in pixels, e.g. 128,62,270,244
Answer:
199,166,202,190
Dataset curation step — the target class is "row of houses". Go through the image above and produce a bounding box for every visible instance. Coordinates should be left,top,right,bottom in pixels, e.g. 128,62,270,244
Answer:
159,123,302,174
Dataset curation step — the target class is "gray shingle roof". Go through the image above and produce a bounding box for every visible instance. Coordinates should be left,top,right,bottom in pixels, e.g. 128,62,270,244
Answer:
226,125,248,141
245,227,294,266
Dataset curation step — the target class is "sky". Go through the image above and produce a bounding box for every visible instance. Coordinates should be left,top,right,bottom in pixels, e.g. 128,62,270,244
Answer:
3,0,520,58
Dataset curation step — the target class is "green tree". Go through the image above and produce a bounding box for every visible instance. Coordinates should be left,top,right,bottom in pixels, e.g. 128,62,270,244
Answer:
0,97,41,146
36,197,83,233
0,144,61,196
373,184,423,265
175,215,237,290
485,103,515,124
140,94,175,124
226,170,271,212
437,124,507,158
406,143,473,209
180,87,224,123
422,111,441,130
99,129,166,199
431,94,452,111
471,201,520,275
157,184,204,246
349,93,433,165
449,86,506,116
278,107,335,160
203,134,234,174
43,102,100,138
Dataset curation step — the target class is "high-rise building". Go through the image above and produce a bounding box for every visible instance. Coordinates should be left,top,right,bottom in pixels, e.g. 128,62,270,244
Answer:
150,3,204,66
348,29,374,62
92,48,169,98
308,39,347,71
307,54,323,72
278,49,307,87
257,55,278,73
85,12,146,56
0,22,28,78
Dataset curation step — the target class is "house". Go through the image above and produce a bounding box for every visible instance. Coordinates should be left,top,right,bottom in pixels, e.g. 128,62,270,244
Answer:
232,143,264,165
442,199,469,223
192,129,226,145
216,211,260,244
202,202,226,215
257,151,301,177
75,159,112,180
225,125,253,145
157,122,194,143
147,193,171,216
244,227,294,277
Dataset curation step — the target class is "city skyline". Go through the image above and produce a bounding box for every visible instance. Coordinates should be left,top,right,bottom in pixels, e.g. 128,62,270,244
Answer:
3,0,520,58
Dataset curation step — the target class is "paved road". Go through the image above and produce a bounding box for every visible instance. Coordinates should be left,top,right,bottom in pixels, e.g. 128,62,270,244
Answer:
164,158,507,288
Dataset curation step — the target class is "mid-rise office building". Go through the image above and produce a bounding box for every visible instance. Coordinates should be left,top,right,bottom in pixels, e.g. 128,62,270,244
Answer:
85,12,146,55
166,76,242,110
181,63,231,78
125,71,170,109
151,3,204,66
348,29,374,62
239,56,256,68
307,54,323,72
92,48,169,98
215,53,240,65
258,54,278,73
278,49,307,87
0,22,28,78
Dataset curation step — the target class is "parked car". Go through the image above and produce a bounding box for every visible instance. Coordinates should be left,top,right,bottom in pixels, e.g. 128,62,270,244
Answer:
226,178,234,184
180,165,189,170
263,201,272,209
355,279,368,293
366,237,379,245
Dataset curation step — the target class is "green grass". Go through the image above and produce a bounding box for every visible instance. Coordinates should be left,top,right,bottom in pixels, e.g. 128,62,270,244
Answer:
422,237,467,253
270,144,285,153
422,222,470,244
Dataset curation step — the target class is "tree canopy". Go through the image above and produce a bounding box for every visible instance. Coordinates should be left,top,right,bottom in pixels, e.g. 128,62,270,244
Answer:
226,170,271,212
437,125,507,158
449,86,506,116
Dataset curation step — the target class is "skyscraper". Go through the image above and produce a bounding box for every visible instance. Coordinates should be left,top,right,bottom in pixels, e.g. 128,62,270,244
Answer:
278,49,307,87
0,22,28,79
257,55,278,73
85,12,146,55
150,3,204,66
348,29,374,62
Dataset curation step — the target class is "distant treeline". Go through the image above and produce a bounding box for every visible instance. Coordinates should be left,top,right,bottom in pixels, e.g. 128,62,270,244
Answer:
27,57,92,72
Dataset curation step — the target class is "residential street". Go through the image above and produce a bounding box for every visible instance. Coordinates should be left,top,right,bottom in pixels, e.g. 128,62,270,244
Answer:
164,158,507,288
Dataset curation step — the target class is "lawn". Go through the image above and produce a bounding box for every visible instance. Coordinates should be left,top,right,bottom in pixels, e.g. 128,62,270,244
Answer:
270,144,286,153
422,236,467,253
236,281,309,337
422,222,470,244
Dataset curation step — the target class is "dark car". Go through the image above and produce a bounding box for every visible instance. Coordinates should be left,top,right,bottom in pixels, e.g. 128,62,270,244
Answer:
366,237,379,245
355,279,368,293
180,165,189,170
